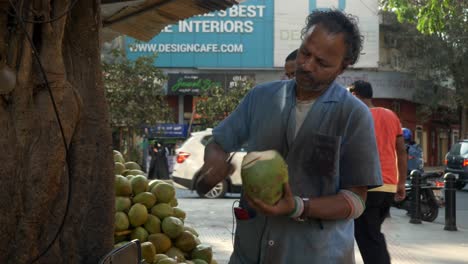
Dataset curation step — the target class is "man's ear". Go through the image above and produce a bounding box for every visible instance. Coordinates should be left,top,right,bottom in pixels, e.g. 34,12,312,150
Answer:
340,60,351,73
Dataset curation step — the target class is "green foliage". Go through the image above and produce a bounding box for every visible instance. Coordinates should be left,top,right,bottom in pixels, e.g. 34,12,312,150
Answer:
195,80,254,129
103,52,173,127
380,1,467,124
381,0,461,34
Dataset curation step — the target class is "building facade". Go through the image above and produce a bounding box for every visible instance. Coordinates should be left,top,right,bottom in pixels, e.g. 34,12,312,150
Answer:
121,0,459,166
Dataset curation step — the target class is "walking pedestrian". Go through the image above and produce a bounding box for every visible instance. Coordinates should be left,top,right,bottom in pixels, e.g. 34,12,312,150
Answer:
350,80,408,264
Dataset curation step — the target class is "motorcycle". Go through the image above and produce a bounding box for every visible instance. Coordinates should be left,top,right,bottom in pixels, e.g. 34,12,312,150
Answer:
392,171,444,222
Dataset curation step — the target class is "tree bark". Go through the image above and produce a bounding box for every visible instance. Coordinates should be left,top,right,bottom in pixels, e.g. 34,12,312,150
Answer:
0,1,113,263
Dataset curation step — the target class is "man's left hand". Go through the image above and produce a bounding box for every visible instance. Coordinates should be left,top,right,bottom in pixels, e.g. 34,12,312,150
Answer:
244,182,295,216
395,183,406,201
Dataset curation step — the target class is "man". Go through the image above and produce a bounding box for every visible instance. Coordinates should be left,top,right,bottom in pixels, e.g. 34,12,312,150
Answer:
349,80,407,264
284,49,298,79
195,10,382,263
403,127,424,173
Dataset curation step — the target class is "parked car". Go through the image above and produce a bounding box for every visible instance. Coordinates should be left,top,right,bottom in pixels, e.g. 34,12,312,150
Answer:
171,129,246,198
444,139,468,190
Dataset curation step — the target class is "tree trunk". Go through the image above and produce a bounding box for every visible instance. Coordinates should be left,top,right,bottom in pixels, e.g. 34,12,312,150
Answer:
0,1,113,263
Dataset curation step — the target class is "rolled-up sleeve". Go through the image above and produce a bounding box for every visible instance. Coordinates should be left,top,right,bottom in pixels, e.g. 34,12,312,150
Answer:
212,88,254,152
339,105,382,189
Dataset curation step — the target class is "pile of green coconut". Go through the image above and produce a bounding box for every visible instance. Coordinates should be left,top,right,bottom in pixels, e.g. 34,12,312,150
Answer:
114,150,216,264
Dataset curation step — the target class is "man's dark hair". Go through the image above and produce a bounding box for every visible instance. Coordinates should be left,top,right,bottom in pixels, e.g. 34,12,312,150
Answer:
301,10,363,66
285,49,298,62
349,80,373,99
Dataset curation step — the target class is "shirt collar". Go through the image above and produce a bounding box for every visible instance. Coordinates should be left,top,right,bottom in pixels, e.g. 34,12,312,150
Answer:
287,80,345,103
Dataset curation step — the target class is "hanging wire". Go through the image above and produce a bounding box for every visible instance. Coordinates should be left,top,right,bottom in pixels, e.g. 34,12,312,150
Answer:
231,199,239,247
8,0,77,263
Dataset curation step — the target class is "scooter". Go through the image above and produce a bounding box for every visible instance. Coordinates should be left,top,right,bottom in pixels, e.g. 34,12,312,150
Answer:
392,171,444,222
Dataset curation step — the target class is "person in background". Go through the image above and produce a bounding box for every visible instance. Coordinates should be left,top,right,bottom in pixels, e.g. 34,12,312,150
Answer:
194,10,382,263
403,127,424,174
141,128,150,172
147,143,159,179
284,49,298,79
349,80,407,264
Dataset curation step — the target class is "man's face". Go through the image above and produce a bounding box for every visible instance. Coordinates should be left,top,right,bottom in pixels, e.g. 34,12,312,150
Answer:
295,24,348,92
284,60,296,79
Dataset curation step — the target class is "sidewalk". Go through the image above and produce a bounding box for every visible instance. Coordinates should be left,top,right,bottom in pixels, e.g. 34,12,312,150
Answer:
182,199,468,264
355,208,468,264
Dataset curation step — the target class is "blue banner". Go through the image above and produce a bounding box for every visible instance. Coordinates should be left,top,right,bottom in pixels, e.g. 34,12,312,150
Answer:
126,0,274,68
146,124,189,138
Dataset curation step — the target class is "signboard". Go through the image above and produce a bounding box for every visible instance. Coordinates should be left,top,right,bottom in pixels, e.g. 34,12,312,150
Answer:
167,73,255,95
127,0,379,68
127,0,274,68
274,0,379,68
146,124,189,138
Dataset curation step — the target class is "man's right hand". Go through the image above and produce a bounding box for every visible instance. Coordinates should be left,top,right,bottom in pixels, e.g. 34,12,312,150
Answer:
195,142,234,195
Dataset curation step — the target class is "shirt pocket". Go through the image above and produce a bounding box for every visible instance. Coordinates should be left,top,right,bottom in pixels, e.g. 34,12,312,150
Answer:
301,133,341,196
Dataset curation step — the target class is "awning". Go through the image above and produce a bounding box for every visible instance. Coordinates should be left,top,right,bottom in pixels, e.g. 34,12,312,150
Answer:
101,0,238,42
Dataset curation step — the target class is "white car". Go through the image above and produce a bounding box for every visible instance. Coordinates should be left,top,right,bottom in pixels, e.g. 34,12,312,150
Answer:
171,128,246,198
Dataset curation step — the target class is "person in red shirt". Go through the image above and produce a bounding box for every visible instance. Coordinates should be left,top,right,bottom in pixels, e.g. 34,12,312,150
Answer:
349,80,407,264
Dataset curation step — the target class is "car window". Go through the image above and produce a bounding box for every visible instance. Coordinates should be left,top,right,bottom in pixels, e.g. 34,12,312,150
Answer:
461,143,468,156
449,142,468,156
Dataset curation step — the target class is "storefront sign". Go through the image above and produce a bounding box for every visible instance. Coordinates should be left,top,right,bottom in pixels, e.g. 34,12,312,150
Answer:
147,124,188,138
167,73,255,95
127,0,379,68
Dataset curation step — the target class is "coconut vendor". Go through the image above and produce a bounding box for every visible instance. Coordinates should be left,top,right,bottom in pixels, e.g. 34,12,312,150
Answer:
195,10,382,264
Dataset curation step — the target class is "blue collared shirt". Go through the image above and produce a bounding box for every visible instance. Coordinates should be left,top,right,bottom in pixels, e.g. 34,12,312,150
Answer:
213,79,382,263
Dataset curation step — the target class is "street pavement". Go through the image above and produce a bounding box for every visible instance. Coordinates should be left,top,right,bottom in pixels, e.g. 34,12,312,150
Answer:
175,186,468,264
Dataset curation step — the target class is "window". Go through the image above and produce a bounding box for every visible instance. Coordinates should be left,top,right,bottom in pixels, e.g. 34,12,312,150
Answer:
449,142,468,156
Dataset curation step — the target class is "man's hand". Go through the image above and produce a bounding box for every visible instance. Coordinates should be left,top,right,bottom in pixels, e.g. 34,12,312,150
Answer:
244,183,295,216
395,183,406,201
195,142,233,194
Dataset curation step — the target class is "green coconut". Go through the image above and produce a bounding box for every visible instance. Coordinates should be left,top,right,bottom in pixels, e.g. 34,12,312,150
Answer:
154,254,169,263
114,150,125,163
115,175,132,196
131,175,149,195
183,226,199,237
165,247,185,262
133,192,157,209
192,260,208,264
127,169,146,176
151,203,174,220
148,233,172,253
141,241,156,263
174,231,197,252
115,212,129,231
115,196,132,212
173,208,186,221
241,150,288,205
125,161,142,170
130,226,149,242
161,216,184,239
191,244,213,264
115,162,126,175
128,203,148,227
151,183,175,204
157,258,177,264
144,214,162,234
149,180,164,191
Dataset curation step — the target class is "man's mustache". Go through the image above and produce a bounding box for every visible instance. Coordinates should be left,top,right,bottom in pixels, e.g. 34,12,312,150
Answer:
296,68,315,81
